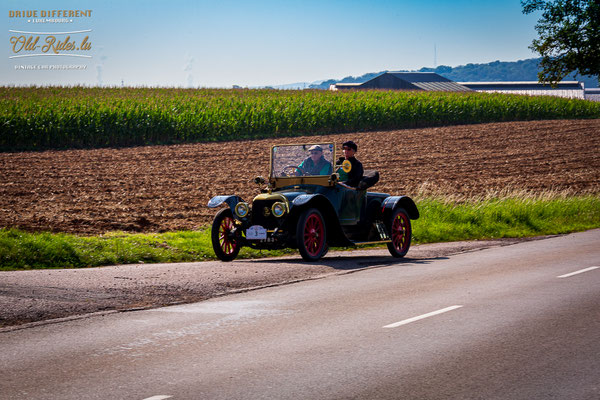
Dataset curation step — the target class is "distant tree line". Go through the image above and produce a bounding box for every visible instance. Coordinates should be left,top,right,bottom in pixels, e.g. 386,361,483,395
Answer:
311,58,599,90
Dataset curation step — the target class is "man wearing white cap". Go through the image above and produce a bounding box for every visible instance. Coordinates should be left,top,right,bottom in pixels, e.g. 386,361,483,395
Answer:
298,145,333,175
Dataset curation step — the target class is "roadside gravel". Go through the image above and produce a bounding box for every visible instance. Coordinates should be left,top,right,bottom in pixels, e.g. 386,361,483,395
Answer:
0,238,538,330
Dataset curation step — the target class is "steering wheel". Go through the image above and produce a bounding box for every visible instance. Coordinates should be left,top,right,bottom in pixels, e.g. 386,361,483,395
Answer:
281,165,305,176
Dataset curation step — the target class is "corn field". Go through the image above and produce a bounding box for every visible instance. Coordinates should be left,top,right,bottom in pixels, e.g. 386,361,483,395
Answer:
1,86,599,151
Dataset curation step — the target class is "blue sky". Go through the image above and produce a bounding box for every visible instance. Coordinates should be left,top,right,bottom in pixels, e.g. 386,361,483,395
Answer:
4,0,541,87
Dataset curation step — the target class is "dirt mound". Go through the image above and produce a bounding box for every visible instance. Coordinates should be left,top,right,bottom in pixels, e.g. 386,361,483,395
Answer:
1,119,599,235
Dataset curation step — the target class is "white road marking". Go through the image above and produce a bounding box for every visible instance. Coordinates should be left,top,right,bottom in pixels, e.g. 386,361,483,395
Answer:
383,305,463,329
557,266,599,278
142,396,172,400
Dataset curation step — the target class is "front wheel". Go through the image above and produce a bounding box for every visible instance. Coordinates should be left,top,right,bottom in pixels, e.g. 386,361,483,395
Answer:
296,208,327,261
211,208,241,261
387,207,411,258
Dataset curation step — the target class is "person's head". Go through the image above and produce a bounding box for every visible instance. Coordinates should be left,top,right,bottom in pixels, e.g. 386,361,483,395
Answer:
342,141,357,159
308,145,323,162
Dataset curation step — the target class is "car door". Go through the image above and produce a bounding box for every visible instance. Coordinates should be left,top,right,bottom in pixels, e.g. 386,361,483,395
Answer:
337,186,365,225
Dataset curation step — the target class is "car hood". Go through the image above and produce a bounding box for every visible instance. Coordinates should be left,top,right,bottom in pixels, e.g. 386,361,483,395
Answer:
252,191,306,203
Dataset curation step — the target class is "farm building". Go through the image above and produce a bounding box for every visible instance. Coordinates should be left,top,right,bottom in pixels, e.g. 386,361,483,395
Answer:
460,81,585,99
585,88,600,102
329,72,471,92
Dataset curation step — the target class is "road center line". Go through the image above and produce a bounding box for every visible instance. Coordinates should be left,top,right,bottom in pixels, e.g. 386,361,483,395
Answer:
142,396,172,400
383,305,463,329
557,266,599,278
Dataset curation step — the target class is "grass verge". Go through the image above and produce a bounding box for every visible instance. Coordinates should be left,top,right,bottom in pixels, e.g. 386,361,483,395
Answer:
1,194,599,270
413,192,600,243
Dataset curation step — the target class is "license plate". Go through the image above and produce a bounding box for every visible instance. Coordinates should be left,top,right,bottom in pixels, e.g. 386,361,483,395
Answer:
246,225,267,240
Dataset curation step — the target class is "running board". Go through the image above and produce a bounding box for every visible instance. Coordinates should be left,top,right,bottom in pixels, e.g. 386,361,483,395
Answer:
354,240,392,245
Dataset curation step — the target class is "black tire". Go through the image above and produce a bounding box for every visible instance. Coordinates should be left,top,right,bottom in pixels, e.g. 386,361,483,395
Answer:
322,243,329,258
387,207,412,258
211,208,241,261
296,208,327,261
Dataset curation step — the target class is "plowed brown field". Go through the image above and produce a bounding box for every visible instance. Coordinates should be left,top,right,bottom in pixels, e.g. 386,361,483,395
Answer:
1,119,599,235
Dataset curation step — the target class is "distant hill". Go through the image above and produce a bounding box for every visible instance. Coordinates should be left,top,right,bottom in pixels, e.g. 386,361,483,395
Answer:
308,58,599,89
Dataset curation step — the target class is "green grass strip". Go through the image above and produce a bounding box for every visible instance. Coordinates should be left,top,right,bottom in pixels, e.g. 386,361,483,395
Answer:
0,229,294,270
1,195,599,270
413,194,600,243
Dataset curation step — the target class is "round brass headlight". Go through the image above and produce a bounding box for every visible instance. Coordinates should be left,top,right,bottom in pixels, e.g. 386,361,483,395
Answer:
271,202,287,218
234,202,250,218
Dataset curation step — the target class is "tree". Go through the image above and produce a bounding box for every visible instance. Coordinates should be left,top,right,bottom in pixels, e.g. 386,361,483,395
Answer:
522,0,600,85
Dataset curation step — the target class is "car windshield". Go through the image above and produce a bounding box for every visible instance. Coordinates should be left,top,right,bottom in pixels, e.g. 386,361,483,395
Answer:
271,143,335,178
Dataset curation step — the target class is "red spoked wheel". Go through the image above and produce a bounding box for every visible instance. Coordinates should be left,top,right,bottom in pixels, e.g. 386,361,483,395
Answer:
296,208,327,261
387,207,411,258
211,208,241,261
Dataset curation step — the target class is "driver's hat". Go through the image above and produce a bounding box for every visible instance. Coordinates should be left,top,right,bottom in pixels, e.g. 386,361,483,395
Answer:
342,140,357,151
308,145,323,152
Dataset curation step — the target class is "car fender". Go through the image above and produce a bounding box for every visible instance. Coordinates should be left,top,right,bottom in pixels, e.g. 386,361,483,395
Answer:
290,193,353,247
207,195,244,210
382,196,419,220
291,194,318,208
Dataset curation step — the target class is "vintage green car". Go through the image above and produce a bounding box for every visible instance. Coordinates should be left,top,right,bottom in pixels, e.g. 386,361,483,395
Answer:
207,143,419,261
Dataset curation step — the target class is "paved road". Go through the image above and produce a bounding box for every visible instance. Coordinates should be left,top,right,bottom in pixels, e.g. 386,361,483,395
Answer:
1,230,599,400
1,238,521,327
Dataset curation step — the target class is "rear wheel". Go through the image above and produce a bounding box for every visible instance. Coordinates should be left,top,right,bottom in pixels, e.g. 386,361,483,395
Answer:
387,207,411,258
296,208,327,261
211,208,241,261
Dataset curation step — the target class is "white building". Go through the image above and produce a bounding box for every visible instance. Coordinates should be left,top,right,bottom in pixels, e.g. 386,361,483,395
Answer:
459,81,585,99
585,88,600,102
